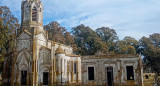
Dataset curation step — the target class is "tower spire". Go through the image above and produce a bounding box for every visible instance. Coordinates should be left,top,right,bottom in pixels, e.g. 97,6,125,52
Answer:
21,0,43,29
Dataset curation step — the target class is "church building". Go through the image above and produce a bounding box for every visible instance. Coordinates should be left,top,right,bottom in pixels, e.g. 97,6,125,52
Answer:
2,0,143,86
5,0,81,85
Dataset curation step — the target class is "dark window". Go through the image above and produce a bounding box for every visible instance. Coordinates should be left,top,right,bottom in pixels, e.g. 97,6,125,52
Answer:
32,6,37,21
21,70,27,85
88,67,94,80
107,67,114,86
43,72,49,85
145,75,149,79
74,62,77,74
126,66,134,80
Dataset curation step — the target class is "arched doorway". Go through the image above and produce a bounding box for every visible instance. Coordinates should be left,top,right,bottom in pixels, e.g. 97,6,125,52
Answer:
21,66,27,85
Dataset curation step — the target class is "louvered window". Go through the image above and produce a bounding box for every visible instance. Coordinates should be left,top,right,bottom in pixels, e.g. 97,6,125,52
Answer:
32,7,37,21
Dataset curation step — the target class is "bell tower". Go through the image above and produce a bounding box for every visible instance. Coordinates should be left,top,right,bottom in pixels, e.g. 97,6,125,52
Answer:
21,0,43,29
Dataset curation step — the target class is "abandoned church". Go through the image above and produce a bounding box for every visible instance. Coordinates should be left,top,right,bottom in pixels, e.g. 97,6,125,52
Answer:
2,0,143,86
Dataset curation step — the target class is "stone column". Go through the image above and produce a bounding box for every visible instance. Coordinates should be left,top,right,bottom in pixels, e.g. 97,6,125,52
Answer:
71,61,74,83
31,61,34,86
33,37,38,86
51,42,54,85
76,61,79,83
67,61,69,83
35,60,38,86
32,60,35,86
53,59,56,83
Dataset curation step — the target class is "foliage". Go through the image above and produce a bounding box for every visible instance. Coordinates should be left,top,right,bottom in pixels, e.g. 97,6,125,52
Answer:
0,6,19,72
139,33,160,73
44,21,78,52
44,21,66,43
115,36,138,54
72,24,108,55
96,27,118,54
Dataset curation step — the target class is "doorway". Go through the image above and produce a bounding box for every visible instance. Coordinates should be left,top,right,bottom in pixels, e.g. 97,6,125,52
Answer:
43,72,49,85
21,70,27,85
106,67,113,86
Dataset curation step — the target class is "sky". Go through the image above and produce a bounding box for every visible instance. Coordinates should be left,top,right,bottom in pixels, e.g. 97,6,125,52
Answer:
0,0,160,40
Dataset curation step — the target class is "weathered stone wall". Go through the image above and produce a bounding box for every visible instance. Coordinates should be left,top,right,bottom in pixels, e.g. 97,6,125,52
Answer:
81,55,143,86
55,53,81,84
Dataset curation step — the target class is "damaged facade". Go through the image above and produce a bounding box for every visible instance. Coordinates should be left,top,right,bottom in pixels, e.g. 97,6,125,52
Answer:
2,0,143,86
3,0,81,85
81,55,143,86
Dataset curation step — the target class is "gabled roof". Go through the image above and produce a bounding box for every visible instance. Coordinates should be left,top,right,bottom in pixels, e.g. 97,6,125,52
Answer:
17,29,32,39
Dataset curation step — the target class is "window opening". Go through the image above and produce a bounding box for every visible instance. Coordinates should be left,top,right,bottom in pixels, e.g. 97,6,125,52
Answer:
88,67,94,80
32,6,37,21
126,66,134,80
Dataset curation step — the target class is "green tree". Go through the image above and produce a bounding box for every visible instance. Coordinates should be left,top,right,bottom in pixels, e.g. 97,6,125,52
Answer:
96,27,118,54
72,24,108,55
44,21,78,52
44,21,66,44
0,6,19,72
139,33,160,73
64,31,78,52
115,36,138,54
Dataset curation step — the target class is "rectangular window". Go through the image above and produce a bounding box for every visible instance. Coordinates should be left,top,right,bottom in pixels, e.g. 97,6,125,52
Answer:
74,62,77,74
88,67,94,80
126,66,134,80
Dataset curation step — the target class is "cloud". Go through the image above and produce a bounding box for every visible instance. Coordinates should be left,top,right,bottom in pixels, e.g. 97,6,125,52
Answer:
1,0,160,40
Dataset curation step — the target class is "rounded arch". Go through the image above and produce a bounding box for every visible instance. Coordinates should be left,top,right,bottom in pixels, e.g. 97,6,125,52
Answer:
20,65,27,71
42,67,49,72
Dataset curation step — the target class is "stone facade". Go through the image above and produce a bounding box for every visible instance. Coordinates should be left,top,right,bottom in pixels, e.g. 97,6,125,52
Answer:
2,0,143,86
7,0,81,86
81,55,143,86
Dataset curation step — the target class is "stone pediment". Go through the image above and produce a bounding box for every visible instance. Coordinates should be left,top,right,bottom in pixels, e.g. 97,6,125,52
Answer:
17,30,32,40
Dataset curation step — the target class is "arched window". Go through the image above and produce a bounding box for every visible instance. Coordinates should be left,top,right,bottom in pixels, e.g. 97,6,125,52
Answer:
32,6,37,21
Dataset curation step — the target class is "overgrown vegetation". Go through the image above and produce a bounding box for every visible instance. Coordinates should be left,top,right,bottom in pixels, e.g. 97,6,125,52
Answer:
0,6,19,72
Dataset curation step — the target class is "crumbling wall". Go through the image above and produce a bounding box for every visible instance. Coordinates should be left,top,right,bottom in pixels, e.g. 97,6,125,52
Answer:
81,55,143,86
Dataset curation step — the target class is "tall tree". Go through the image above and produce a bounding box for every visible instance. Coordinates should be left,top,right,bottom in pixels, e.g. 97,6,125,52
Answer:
0,6,19,72
115,36,138,54
44,21,78,52
44,21,66,44
64,31,78,52
72,24,108,55
96,27,118,54
139,33,160,73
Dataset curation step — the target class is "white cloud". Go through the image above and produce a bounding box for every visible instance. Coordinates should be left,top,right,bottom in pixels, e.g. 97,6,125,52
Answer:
1,0,160,40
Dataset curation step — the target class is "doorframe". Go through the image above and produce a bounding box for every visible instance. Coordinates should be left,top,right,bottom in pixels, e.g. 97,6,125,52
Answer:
21,66,28,85
43,72,49,85
106,66,114,86
42,67,49,85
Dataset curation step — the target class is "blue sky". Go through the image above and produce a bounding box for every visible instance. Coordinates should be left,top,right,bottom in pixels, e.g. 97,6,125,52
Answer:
0,0,160,40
